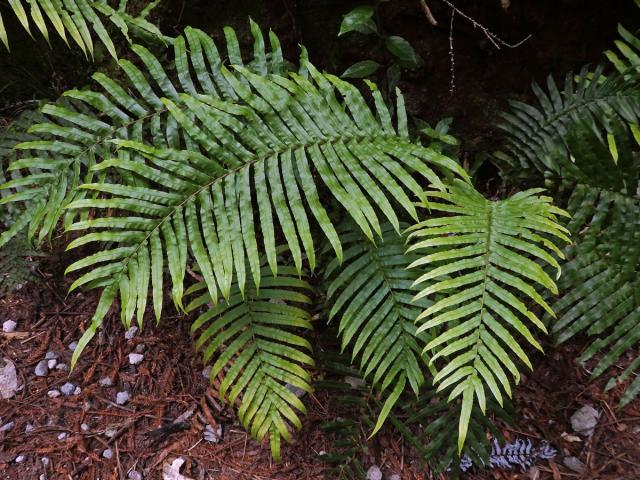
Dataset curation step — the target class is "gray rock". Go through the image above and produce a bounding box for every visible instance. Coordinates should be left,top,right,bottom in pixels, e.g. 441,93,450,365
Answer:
47,389,60,398
99,376,114,387
128,471,143,480
68,341,78,351
124,326,138,340
563,456,586,474
570,405,600,436
25,423,34,433
104,426,118,438
366,465,383,480
116,391,130,405
0,358,19,399
73,386,81,395
60,382,75,396
55,363,68,371
39,475,47,480
80,423,90,432
128,353,144,365
35,360,49,377
47,359,57,369
41,456,49,466
15,455,25,463
57,432,67,440
387,475,401,480
102,448,113,459
202,366,212,379
203,424,222,443
2,320,16,333
44,351,58,360
0,421,14,432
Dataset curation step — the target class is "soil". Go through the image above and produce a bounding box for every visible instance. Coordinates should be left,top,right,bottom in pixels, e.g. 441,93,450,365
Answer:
1,1,640,479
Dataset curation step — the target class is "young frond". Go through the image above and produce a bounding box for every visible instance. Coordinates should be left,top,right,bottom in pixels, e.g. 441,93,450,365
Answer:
408,180,569,452
0,21,294,248
0,0,165,59
186,259,314,461
324,222,432,436
552,184,640,406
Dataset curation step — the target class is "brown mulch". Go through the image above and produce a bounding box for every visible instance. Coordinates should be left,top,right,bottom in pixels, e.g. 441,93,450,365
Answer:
1,267,639,480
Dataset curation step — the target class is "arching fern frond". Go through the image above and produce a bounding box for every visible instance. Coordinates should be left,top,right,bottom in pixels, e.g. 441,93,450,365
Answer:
0,0,166,59
0,21,295,247
551,184,640,406
186,258,314,461
324,221,432,436
408,180,568,452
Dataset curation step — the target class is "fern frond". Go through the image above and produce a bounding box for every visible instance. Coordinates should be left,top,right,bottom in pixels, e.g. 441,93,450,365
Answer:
552,184,640,406
0,21,294,248
186,258,314,461
0,0,166,59
496,68,640,184
325,221,432,435
408,180,568,452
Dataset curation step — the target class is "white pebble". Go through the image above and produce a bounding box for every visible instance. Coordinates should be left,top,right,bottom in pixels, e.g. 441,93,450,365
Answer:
35,360,49,377
60,383,75,396
68,341,78,351
202,366,212,378
116,391,130,405
47,389,60,398
2,320,16,333
124,326,138,340
25,423,34,433
366,465,382,480
128,471,143,480
44,352,58,360
39,475,47,480
57,432,67,440
73,386,81,395
0,421,14,432
99,377,113,387
128,353,144,365
47,359,57,369
56,363,68,371
41,456,49,466
15,455,25,463
80,423,90,432
104,426,118,438
102,448,113,459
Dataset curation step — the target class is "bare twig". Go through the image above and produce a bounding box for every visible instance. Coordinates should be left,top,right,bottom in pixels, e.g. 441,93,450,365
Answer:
419,0,438,26
448,7,456,96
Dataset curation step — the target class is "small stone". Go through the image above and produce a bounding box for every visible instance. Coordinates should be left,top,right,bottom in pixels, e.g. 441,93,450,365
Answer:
41,456,49,466
44,351,58,360
25,423,34,433
0,421,14,432
563,456,586,474
128,353,144,365
80,423,90,432
39,475,47,480
57,432,67,440
366,465,383,480
47,359,57,369
388,475,401,480
15,455,25,463
202,366,212,379
47,389,61,398
55,363,68,371
99,377,114,387
35,360,49,377
124,326,138,340
73,386,81,395
82,401,91,411
128,471,143,480
102,448,113,459
60,382,75,396
116,391,130,405
2,320,16,333
68,341,78,351
104,426,118,438
203,424,223,443
570,405,600,436
134,343,146,353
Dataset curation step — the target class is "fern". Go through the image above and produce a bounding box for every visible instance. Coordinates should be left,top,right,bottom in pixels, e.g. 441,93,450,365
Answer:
0,0,165,59
498,17,640,405
407,180,568,451
185,256,314,461
324,221,432,434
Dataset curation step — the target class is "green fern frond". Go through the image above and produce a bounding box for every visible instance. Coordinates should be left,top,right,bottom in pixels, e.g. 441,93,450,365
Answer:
605,22,640,78
0,21,295,248
408,180,569,452
552,184,640,406
186,258,314,461
325,221,432,436
496,68,640,183
0,0,166,59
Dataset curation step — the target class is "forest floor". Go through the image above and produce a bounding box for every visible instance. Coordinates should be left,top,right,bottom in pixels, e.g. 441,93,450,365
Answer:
2,1,640,479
